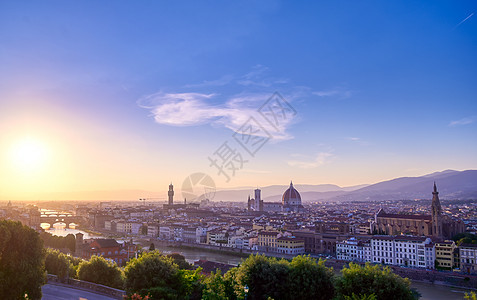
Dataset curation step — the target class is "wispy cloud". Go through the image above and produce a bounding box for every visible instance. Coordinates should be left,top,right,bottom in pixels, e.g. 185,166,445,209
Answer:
287,152,333,169
140,65,350,141
449,117,475,127
237,65,288,87
345,136,370,146
184,75,235,88
138,91,294,140
454,12,475,30
313,88,351,99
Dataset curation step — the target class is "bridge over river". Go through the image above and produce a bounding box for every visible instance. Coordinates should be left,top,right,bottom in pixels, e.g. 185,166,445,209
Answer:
38,210,87,227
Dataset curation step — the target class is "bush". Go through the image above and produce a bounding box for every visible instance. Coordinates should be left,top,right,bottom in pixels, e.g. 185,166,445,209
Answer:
124,251,203,299
77,255,124,289
335,263,416,300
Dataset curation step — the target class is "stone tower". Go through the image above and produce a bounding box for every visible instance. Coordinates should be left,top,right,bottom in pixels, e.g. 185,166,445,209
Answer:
75,232,84,257
254,188,261,212
431,182,443,238
168,183,174,205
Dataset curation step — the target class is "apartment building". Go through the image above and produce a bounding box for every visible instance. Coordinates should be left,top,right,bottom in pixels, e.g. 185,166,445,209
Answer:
435,240,456,270
370,236,432,268
277,236,305,255
460,243,477,274
336,237,371,262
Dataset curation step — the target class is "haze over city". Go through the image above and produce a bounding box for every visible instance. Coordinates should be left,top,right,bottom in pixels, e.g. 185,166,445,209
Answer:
0,1,476,201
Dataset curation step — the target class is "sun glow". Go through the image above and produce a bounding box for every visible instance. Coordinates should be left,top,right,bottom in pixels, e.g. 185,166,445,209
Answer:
9,137,50,174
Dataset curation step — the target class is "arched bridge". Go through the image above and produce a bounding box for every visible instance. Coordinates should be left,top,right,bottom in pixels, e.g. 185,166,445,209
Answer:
39,215,86,227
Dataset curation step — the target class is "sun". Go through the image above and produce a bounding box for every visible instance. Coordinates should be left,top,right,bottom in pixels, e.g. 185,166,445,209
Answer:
9,137,50,174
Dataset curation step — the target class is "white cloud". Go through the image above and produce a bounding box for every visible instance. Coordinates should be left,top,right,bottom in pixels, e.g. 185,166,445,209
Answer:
184,75,235,88
313,89,351,98
139,66,351,142
138,91,294,140
449,117,475,127
287,152,333,169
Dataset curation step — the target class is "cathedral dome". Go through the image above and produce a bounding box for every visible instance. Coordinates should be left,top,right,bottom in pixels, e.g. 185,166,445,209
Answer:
282,181,301,206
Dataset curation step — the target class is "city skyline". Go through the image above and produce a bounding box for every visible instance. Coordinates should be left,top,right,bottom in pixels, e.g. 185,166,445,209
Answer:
1,1,476,200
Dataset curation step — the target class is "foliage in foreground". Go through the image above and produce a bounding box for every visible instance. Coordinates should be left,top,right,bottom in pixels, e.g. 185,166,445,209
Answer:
77,255,124,289
335,262,417,300
44,248,82,280
39,231,76,253
0,220,45,300
202,255,335,300
465,292,477,300
124,251,203,299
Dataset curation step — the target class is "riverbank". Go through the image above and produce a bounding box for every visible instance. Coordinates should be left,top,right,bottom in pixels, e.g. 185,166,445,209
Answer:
144,239,477,292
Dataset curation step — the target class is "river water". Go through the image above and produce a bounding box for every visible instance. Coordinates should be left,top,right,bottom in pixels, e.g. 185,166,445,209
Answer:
41,223,101,239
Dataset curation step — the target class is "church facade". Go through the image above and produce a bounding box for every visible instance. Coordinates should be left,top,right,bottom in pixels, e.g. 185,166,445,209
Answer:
373,183,465,239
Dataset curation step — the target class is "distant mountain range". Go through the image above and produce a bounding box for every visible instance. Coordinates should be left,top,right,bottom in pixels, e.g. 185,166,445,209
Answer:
19,169,476,202
208,170,477,202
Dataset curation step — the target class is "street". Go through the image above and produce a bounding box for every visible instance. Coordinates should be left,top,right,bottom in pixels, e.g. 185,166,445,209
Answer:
42,284,118,300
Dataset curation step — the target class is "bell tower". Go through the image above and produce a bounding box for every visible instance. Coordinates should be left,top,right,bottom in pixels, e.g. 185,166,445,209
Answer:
431,182,442,237
168,183,174,205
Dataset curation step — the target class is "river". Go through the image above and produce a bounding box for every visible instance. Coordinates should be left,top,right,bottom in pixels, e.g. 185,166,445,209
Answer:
41,223,101,239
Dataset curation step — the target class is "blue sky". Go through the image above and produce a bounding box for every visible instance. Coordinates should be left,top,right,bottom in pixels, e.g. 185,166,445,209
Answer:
0,1,476,199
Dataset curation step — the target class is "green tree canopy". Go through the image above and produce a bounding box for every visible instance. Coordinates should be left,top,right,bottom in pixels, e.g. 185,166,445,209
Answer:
77,255,124,289
39,231,76,253
0,220,45,300
453,233,477,246
124,251,202,299
221,254,335,300
287,255,335,300
335,263,417,300
234,254,290,300
45,248,70,280
202,269,239,300
167,253,193,270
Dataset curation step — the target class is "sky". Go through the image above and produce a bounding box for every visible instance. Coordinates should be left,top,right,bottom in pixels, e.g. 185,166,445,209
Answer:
0,1,476,201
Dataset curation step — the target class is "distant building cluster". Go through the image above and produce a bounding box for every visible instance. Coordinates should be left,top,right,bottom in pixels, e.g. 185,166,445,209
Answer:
247,181,305,213
75,233,135,266
1,181,476,275
372,183,465,239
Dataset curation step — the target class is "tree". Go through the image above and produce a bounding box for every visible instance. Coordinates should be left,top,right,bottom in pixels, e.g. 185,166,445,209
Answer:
0,220,45,299
453,233,477,246
465,292,477,300
335,263,417,300
202,269,238,300
234,254,290,300
77,255,124,289
167,253,193,270
39,231,76,253
45,248,70,280
124,251,201,299
65,255,83,279
343,294,377,300
287,255,334,300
